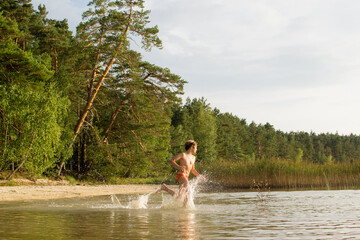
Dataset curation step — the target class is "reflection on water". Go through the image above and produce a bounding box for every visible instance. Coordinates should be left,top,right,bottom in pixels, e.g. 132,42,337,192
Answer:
1,190,360,239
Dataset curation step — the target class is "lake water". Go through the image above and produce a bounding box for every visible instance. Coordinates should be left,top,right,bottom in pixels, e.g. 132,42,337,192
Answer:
1,186,360,239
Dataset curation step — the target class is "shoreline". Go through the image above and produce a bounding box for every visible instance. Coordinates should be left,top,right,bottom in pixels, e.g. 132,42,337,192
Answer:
0,183,176,202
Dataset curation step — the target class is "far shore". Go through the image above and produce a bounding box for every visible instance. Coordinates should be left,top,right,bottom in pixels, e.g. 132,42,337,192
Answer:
0,179,176,202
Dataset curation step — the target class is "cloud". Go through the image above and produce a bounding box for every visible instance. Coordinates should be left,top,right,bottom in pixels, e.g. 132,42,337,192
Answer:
185,81,360,134
143,1,360,91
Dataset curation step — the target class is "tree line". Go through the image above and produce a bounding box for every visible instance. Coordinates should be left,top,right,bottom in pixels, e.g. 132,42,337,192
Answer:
1,0,360,182
172,98,360,165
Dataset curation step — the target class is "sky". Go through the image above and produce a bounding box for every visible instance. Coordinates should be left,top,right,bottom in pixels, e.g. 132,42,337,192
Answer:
31,0,360,135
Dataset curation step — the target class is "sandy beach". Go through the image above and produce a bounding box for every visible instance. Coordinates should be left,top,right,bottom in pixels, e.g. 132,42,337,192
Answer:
0,182,175,202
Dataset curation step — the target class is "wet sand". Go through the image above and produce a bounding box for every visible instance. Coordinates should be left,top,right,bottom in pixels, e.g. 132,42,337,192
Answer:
0,183,176,202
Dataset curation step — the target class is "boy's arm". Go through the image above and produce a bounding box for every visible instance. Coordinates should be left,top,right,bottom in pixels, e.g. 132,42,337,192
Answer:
190,166,200,177
169,153,185,172
191,165,206,182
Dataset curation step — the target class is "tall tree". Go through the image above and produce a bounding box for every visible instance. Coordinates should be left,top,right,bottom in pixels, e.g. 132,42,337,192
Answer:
72,0,162,144
57,0,163,175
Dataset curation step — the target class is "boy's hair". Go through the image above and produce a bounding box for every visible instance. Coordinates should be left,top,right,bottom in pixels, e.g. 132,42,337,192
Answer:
185,140,197,151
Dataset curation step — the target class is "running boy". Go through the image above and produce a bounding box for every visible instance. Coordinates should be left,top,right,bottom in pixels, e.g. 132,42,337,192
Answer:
157,140,206,204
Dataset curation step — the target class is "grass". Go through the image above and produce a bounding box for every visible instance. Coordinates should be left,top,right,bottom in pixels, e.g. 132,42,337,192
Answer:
4,159,360,190
200,159,360,190
65,175,77,184
107,177,170,185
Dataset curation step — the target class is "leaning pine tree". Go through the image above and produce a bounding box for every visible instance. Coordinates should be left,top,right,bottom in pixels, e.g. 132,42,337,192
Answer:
58,0,163,175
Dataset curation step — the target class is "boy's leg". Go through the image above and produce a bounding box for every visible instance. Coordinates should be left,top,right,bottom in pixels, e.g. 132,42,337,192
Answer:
177,176,190,206
156,183,176,196
178,176,189,190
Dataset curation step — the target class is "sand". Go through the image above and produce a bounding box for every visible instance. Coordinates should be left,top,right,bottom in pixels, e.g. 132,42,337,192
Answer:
0,182,176,202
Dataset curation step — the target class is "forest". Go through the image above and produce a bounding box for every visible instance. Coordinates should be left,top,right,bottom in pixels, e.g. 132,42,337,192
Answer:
1,0,360,188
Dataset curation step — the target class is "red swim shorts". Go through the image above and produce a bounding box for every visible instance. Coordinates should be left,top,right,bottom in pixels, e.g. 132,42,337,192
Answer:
176,173,189,182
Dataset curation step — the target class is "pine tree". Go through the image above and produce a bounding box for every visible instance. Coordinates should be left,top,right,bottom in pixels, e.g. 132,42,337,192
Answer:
57,0,164,175
72,0,162,143
181,98,217,163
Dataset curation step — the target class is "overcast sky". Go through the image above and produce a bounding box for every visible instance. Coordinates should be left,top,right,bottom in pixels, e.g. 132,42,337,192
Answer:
31,0,360,135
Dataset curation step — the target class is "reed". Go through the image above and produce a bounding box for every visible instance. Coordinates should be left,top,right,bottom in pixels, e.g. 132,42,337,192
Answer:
200,159,360,190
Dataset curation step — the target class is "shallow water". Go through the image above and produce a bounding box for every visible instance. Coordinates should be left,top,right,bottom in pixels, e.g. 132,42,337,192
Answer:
1,189,360,239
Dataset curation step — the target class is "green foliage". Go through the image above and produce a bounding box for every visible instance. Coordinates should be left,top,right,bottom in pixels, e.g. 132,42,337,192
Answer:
0,13,24,40
295,148,303,164
0,70,70,176
215,111,248,161
0,0,71,177
170,98,217,163
65,175,77,184
0,41,53,83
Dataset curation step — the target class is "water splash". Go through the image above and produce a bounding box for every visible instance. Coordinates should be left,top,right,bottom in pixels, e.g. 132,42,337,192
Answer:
106,191,157,209
110,194,123,207
160,176,204,209
48,177,205,210
180,176,202,209
105,175,206,209
105,184,124,208
126,192,154,209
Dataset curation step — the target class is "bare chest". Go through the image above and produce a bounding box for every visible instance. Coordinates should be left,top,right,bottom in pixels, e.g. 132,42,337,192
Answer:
180,155,195,169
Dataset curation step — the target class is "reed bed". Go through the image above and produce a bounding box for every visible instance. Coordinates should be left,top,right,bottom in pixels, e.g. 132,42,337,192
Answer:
201,159,360,190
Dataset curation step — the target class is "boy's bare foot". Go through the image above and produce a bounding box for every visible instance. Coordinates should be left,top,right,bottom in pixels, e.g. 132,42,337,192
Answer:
155,183,167,194
156,183,176,196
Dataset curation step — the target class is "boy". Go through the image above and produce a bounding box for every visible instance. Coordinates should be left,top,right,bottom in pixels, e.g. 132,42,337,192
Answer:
157,140,206,205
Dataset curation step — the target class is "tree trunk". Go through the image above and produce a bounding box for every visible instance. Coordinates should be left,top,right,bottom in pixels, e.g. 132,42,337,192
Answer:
102,73,151,143
71,8,132,146
80,127,87,173
70,38,128,148
103,100,126,143
7,132,36,180
57,7,133,177
54,48,58,72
